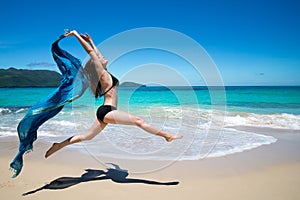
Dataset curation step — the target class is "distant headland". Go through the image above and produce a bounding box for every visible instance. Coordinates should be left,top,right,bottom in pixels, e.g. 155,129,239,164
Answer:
119,81,146,88
0,68,61,87
0,68,145,88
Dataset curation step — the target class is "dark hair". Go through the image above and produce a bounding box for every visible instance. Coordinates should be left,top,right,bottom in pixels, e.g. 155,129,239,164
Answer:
84,59,102,98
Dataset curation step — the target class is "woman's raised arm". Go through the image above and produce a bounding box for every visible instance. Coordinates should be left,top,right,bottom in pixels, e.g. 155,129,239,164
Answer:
64,30,94,54
80,33,103,58
65,30,105,76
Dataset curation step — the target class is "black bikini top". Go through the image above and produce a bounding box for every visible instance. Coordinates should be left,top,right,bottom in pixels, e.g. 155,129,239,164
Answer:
99,73,119,97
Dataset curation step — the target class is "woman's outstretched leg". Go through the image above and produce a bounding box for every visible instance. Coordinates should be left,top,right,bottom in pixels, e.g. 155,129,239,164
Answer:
103,110,183,142
45,120,106,158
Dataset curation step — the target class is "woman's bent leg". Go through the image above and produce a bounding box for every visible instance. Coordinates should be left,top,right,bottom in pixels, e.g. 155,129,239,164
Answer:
103,110,182,142
45,120,106,158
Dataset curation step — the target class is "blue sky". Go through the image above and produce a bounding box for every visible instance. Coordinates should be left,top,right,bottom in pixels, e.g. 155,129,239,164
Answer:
0,0,299,86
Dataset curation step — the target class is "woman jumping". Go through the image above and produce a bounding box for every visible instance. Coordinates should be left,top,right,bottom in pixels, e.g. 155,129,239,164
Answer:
45,30,182,158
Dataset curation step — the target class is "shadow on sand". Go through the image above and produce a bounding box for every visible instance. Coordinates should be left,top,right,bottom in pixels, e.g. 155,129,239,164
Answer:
23,163,179,196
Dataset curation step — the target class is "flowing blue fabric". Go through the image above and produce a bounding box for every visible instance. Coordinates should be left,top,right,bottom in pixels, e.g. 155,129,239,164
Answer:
9,35,88,178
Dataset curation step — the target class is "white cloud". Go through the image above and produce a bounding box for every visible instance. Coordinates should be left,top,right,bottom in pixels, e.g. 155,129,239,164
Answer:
26,62,55,67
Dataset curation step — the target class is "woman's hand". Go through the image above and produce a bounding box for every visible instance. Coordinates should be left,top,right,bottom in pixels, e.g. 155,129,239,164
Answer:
80,33,92,43
64,30,78,37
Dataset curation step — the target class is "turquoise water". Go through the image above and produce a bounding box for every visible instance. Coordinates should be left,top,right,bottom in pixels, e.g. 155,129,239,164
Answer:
1,86,299,161
224,86,300,114
1,86,299,114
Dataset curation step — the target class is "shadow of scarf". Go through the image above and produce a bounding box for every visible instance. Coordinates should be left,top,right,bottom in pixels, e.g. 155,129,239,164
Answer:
23,163,179,196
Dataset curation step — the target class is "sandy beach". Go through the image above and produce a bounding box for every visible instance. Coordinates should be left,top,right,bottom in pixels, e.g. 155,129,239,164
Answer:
1,127,300,200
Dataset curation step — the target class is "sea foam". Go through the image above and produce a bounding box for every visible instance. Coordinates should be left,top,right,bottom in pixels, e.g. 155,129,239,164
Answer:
224,112,300,130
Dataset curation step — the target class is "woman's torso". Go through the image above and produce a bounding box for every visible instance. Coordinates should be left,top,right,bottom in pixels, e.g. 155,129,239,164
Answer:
100,71,119,107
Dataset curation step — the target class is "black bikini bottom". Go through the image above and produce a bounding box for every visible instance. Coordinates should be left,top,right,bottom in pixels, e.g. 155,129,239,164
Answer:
96,105,117,122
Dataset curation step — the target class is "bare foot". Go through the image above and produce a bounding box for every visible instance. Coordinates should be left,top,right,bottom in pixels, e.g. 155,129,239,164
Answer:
165,134,183,142
45,143,62,158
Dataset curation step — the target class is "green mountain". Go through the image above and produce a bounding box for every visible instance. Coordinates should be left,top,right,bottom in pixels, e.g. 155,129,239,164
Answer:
0,68,61,87
119,81,146,88
0,68,147,88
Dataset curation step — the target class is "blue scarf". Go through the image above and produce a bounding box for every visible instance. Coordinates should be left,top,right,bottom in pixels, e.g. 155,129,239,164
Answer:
9,35,88,178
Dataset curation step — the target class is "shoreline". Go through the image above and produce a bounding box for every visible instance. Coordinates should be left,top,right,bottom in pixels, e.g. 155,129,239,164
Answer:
1,127,300,199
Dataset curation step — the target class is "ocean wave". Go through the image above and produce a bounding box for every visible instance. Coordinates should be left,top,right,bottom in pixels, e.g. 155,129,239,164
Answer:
0,109,280,162
78,126,277,161
0,131,17,137
224,112,300,130
47,120,78,127
0,108,12,114
0,104,295,161
0,125,17,136
147,106,300,130
202,130,277,158
0,106,29,115
174,128,278,160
